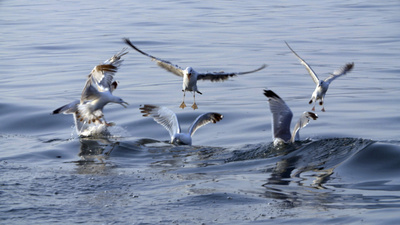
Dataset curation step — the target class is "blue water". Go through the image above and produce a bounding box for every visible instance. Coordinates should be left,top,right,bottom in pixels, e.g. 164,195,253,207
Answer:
1,0,400,224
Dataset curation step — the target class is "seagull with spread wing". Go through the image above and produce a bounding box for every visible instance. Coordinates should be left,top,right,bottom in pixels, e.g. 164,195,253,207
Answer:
124,38,266,110
53,48,129,136
285,41,354,112
264,89,318,146
139,104,223,145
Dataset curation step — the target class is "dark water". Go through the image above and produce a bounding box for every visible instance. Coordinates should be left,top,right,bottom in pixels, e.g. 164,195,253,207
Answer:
1,0,400,224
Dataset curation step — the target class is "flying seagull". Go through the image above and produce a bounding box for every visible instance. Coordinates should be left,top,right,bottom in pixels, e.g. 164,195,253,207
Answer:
124,38,266,110
139,104,223,145
264,89,318,145
53,49,129,136
285,41,354,111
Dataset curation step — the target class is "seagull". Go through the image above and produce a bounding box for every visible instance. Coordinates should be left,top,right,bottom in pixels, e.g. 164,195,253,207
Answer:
264,89,318,145
139,104,223,145
53,49,129,135
285,41,354,112
124,38,267,110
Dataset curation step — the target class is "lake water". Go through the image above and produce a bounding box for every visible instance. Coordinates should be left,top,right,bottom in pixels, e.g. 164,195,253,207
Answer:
1,0,400,224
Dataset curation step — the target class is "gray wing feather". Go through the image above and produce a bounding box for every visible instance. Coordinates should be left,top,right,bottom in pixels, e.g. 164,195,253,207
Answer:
197,64,267,82
264,89,293,142
91,48,127,89
81,48,127,101
80,78,102,102
290,111,318,143
124,38,184,77
285,41,320,84
188,113,223,136
52,100,80,114
140,105,181,138
324,62,354,84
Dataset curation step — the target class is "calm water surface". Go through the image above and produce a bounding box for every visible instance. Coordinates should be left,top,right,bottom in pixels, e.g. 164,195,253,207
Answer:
1,0,400,224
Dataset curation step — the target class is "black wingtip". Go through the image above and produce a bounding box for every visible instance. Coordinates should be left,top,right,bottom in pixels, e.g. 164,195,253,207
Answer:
123,38,148,56
208,113,223,123
257,64,268,70
308,112,318,120
52,107,61,115
139,104,158,117
123,38,134,48
214,113,224,123
346,62,355,71
122,37,130,44
123,38,137,49
284,41,292,49
111,81,118,91
263,89,281,100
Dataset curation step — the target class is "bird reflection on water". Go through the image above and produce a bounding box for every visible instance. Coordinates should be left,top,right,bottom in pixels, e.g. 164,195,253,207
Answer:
71,137,120,175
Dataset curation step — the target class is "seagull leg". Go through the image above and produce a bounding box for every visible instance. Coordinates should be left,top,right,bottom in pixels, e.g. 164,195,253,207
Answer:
102,115,115,126
95,114,113,126
105,119,116,127
180,91,187,109
97,114,104,124
191,91,201,110
320,101,325,112
311,102,316,111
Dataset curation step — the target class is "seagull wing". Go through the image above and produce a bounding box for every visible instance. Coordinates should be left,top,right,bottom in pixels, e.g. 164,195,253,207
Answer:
263,89,293,142
80,48,127,102
140,104,181,138
197,64,267,82
285,41,320,84
89,48,127,90
188,113,223,136
80,78,101,102
290,111,318,143
52,100,80,114
124,38,184,77
324,62,354,84
110,81,118,93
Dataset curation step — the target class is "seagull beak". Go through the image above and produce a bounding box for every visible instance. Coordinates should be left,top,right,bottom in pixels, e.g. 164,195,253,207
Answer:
120,101,129,108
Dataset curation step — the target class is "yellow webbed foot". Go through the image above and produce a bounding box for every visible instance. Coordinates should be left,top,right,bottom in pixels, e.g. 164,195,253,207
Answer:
191,102,198,110
179,101,187,109
106,122,116,127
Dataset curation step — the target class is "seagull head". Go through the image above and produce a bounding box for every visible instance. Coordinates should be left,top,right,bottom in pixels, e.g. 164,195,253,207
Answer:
184,67,194,79
171,133,192,145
